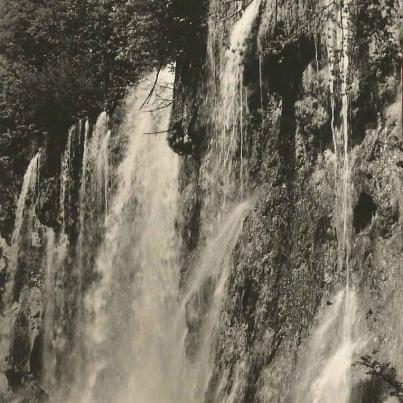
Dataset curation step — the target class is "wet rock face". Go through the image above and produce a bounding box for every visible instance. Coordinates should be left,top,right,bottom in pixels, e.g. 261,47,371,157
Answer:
6,286,44,384
36,177,60,230
0,239,9,310
173,0,402,402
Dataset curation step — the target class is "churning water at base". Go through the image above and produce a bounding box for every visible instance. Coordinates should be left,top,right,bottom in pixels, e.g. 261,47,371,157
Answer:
294,289,366,403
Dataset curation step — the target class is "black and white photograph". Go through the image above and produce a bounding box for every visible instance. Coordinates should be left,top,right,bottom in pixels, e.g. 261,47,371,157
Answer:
0,0,402,402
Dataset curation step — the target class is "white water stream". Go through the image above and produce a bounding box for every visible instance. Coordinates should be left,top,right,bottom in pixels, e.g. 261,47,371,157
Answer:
5,152,41,304
295,2,367,402
66,4,261,398
64,68,188,403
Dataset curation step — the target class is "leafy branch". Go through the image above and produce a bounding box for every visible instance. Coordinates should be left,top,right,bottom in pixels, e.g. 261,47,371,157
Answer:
354,355,403,401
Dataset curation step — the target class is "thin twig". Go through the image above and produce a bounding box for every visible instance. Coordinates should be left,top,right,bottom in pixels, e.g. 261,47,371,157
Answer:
143,128,172,135
139,64,162,110
144,100,174,113
218,0,256,23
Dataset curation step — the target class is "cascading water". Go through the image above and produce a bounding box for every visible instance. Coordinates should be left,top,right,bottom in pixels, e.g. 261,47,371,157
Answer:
53,2,256,401
59,126,74,233
181,1,260,400
327,0,353,287
203,0,261,217
77,114,111,288
43,113,112,395
42,124,79,391
293,290,365,403
181,201,251,400
80,113,110,218
42,227,68,390
65,7,259,395
66,68,189,403
5,152,41,304
0,2,398,403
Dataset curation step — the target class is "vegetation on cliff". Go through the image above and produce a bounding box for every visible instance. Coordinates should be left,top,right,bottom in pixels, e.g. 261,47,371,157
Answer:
0,0,206,238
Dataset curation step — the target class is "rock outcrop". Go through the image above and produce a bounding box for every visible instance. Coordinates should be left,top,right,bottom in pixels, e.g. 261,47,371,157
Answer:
172,0,402,402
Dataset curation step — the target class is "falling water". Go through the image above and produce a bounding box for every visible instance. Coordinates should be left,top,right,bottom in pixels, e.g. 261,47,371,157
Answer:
293,289,365,403
80,113,111,218
42,124,79,391
43,112,112,394
327,0,354,333
182,201,251,400
203,0,261,216
296,2,364,402
182,9,260,384
5,152,40,304
59,126,74,232
180,1,259,399
77,113,111,289
42,228,68,391
54,2,258,401
66,68,187,403
326,0,353,281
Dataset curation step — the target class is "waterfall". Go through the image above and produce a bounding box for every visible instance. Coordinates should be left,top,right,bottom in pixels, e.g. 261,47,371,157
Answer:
295,2,366,402
293,289,365,403
182,201,251,400
42,123,80,391
327,0,356,344
42,111,112,394
326,0,353,288
77,114,111,291
5,152,41,304
66,68,187,403
179,1,259,399
203,0,261,218
64,2,260,393
59,126,74,233
42,227,68,391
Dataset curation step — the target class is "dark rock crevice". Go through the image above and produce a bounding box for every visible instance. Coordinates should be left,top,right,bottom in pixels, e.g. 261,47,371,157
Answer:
353,192,377,234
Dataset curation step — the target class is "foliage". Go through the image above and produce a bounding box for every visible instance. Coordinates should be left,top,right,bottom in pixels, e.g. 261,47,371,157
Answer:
0,0,207,239
351,0,400,78
354,355,403,401
0,0,133,139
0,0,206,145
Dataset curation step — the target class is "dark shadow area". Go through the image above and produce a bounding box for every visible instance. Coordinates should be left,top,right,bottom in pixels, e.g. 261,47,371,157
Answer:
353,192,377,234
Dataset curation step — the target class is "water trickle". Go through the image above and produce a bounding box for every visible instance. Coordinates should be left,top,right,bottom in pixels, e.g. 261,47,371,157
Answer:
6,152,41,303
326,0,353,280
296,2,365,401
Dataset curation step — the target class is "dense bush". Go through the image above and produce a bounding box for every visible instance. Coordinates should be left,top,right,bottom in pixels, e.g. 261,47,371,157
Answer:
0,0,206,143
0,0,207,238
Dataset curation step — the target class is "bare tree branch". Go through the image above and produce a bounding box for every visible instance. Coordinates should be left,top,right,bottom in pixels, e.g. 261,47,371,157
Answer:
139,64,162,111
